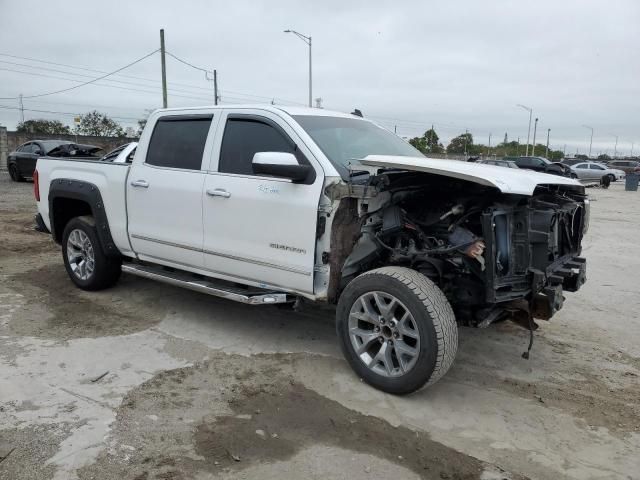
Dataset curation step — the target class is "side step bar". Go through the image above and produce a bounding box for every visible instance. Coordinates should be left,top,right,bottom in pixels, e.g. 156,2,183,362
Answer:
122,264,292,305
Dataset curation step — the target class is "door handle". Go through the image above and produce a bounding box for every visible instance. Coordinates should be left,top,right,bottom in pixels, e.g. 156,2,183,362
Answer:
130,180,149,188
206,188,231,198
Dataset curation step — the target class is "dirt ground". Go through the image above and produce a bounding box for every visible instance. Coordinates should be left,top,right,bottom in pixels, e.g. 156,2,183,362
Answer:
0,171,638,480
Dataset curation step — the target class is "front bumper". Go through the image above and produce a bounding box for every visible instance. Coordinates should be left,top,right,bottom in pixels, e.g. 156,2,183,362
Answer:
531,256,586,320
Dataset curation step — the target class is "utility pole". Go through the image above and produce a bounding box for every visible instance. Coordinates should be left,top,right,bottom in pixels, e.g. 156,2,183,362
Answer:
487,132,492,156
517,136,520,156
517,104,533,156
160,29,168,108
531,118,539,156
213,69,218,105
613,135,618,158
545,128,550,158
632,142,634,157
18,94,24,123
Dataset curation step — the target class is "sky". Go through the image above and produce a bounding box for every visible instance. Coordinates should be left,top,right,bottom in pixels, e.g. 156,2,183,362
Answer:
0,0,638,156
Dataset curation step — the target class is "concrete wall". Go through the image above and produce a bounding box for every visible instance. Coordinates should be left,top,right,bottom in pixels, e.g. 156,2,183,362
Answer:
0,129,136,171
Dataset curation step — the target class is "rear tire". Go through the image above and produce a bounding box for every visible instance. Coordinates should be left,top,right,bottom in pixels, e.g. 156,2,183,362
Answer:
336,267,458,395
608,173,616,183
62,216,121,291
8,163,25,182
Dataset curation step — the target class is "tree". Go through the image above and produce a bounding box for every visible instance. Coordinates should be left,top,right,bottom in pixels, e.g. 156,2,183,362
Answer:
575,154,588,160
75,110,125,137
16,119,71,135
447,132,473,154
597,153,611,160
409,128,444,154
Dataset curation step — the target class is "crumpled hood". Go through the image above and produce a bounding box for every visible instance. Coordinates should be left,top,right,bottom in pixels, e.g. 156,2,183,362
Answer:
360,155,583,196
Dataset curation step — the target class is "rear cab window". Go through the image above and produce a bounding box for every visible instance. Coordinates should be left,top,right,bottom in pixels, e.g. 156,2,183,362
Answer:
146,115,213,170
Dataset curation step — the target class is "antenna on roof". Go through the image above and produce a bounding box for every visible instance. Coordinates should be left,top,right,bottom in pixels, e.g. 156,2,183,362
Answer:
351,108,363,118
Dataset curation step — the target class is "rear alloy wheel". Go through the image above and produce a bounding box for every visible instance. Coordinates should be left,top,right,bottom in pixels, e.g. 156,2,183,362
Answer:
8,163,25,182
62,216,121,291
337,267,458,394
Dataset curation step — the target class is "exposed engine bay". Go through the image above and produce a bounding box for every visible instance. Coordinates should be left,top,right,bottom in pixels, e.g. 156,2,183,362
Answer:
327,170,588,330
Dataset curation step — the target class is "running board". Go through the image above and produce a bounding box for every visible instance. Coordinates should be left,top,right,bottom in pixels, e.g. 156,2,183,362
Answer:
121,264,292,305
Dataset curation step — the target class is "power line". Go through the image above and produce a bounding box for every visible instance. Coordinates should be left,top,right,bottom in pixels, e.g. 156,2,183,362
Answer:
0,59,219,97
0,52,220,93
166,51,213,75
0,104,141,121
0,50,159,100
0,66,217,102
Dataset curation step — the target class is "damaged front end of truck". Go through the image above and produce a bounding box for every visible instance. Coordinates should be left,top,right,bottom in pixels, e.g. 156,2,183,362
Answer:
323,156,589,338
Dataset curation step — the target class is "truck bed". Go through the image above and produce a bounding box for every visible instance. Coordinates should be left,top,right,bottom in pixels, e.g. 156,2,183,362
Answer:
36,158,133,255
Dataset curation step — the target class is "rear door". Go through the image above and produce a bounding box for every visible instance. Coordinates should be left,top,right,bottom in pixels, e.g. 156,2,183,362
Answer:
201,109,324,294
126,113,217,269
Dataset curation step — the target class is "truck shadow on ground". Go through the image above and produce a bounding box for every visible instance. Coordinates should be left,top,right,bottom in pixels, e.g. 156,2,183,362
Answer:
77,352,521,480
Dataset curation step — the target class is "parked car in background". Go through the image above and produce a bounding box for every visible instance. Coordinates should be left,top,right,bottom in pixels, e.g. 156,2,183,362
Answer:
571,162,625,183
478,159,519,168
100,142,138,163
607,160,640,174
7,140,102,181
512,156,569,176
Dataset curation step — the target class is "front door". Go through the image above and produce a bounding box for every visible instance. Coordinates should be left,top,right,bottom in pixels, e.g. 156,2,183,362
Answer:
126,113,216,269
202,109,324,294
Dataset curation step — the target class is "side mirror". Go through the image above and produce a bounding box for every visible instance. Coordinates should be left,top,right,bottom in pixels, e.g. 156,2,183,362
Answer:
252,152,312,183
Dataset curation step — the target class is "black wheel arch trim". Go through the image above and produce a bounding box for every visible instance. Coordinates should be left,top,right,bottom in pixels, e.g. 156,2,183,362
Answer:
48,178,121,258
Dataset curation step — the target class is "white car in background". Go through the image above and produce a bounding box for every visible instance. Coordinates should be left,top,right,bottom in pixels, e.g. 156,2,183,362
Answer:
100,142,138,163
571,161,625,183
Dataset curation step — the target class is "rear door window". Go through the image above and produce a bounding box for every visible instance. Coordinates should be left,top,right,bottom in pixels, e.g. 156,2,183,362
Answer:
146,115,213,170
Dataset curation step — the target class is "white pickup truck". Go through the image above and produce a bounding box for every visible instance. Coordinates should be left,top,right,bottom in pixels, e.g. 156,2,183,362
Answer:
34,106,589,394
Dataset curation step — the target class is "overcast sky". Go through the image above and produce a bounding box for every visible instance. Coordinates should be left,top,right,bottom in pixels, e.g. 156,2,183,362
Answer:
1,0,638,155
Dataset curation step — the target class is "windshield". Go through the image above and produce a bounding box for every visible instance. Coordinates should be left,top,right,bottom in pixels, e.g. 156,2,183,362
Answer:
293,115,422,177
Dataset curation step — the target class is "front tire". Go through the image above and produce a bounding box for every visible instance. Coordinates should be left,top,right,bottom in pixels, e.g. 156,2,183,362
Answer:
8,163,25,182
336,267,458,395
62,216,121,291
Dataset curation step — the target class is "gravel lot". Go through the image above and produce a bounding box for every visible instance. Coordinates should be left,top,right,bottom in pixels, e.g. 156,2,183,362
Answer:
1,171,638,480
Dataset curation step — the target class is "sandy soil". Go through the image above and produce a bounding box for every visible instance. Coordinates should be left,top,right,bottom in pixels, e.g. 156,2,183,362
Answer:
0,172,638,480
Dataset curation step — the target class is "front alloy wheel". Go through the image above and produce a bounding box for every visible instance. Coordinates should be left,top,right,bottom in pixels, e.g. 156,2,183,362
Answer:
348,291,420,377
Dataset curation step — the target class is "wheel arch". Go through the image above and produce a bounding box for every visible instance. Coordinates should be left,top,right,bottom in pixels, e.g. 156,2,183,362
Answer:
48,179,121,257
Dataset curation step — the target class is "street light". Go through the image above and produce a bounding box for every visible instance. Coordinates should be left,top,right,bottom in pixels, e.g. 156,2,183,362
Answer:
610,134,618,158
532,117,539,156
516,104,533,156
545,128,550,158
582,125,593,158
284,29,312,107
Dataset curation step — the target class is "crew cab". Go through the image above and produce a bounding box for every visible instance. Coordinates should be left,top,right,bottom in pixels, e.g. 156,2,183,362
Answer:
34,106,589,394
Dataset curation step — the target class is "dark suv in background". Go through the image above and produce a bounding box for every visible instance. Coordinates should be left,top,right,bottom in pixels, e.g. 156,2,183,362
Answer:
509,156,568,176
607,160,640,174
